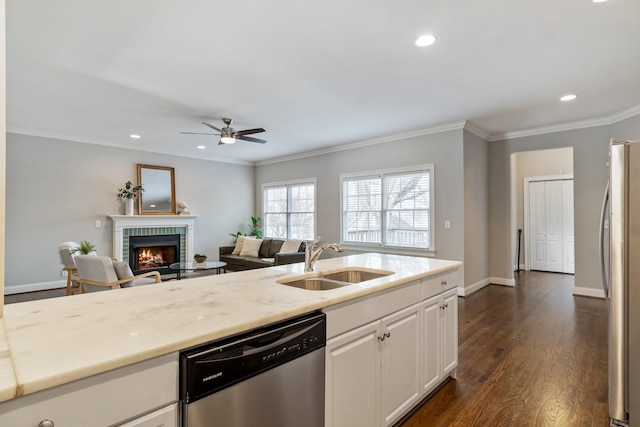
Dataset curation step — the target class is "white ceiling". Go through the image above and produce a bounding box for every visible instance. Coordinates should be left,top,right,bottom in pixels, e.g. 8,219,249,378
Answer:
6,0,640,164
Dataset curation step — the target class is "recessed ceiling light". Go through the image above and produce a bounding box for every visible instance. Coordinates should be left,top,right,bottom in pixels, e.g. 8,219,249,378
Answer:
129,134,141,139
415,35,436,47
560,94,577,102
593,0,608,3
197,145,206,150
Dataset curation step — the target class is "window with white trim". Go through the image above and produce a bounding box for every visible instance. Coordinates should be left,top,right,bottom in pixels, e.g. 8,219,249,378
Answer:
263,180,316,240
341,165,434,250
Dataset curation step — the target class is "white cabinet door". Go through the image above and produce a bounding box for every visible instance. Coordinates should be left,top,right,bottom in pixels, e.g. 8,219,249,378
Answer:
421,294,441,394
380,303,421,427
441,289,459,376
325,321,380,427
529,181,547,271
116,403,177,427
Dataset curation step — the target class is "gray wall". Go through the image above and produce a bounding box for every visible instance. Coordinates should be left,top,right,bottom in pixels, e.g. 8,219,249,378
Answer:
489,125,616,293
463,130,489,290
5,133,254,292
255,130,466,276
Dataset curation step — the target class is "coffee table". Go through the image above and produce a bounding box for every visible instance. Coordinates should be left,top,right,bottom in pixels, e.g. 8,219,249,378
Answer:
169,261,227,280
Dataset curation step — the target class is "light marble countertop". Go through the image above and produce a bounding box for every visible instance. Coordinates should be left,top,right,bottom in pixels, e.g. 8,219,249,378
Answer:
0,253,461,403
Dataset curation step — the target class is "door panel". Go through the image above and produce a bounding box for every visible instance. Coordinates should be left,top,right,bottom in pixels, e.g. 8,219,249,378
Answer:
562,180,575,274
545,181,563,272
530,181,546,270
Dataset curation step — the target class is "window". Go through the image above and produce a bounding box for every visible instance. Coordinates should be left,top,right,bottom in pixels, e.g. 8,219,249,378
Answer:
341,165,434,251
263,180,316,240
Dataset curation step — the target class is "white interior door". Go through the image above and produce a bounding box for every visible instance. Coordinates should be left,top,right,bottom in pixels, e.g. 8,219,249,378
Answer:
562,180,575,274
529,181,547,271
544,180,563,273
528,179,574,273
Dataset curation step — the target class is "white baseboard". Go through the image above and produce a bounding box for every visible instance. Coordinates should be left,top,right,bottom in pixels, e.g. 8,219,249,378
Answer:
490,276,516,287
4,280,65,295
573,286,605,299
459,278,491,297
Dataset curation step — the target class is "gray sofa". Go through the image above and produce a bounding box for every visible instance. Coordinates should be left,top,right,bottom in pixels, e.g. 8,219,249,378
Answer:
219,238,306,272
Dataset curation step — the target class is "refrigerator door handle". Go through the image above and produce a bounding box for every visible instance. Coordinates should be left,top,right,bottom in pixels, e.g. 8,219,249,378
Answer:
599,181,610,299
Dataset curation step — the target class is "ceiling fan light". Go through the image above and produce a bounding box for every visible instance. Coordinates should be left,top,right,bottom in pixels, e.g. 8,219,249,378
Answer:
220,136,236,144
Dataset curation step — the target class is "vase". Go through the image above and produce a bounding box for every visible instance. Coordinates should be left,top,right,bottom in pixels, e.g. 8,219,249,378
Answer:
125,198,135,216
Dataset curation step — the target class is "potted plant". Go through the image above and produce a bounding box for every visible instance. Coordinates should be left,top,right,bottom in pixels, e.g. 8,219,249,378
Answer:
229,217,263,242
117,181,144,215
72,240,96,255
194,253,207,263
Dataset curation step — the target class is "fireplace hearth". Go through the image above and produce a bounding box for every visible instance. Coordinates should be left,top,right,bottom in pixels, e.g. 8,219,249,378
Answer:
129,234,180,275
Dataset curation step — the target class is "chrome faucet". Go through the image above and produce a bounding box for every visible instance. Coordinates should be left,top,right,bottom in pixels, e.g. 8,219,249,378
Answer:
304,236,344,272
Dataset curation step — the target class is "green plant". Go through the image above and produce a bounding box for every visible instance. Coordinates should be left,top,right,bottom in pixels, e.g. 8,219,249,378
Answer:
248,216,263,238
117,181,144,200
194,253,207,258
229,217,263,242
72,240,96,255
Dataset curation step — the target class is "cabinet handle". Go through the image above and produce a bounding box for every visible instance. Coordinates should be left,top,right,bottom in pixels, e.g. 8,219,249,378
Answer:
441,280,447,286
440,303,449,310
378,331,391,341
38,420,55,427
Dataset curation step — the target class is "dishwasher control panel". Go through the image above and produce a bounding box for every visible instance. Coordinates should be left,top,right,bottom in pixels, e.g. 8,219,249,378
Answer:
180,311,326,403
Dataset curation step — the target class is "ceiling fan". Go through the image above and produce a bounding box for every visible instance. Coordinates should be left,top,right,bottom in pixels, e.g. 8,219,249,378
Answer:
181,118,267,145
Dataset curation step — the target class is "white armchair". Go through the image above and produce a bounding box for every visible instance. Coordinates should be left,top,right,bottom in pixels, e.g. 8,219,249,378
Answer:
74,255,161,292
58,242,82,295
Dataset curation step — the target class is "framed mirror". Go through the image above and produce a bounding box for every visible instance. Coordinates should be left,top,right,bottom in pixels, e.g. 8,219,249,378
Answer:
137,164,176,215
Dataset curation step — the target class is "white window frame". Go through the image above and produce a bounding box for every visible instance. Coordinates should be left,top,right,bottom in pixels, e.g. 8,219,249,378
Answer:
261,178,317,240
340,165,435,256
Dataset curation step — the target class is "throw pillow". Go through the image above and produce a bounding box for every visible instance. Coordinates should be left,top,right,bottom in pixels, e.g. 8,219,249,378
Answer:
268,239,284,257
240,238,263,257
280,239,302,253
113,261,135,288
232,236,246,255
259,239,272,258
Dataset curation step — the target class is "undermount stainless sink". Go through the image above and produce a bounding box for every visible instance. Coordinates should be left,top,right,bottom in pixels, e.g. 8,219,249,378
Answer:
277,268,394,290
278,277,352,291
319,269,393,283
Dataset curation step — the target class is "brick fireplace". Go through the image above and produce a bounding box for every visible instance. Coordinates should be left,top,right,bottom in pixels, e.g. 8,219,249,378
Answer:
108,215,197,274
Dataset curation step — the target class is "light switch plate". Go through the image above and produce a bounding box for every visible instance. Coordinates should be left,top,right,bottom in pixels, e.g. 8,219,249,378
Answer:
445,220,451,229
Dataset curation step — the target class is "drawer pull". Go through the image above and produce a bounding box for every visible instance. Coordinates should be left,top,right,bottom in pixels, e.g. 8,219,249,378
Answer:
441,280,447,286
38,420,55,427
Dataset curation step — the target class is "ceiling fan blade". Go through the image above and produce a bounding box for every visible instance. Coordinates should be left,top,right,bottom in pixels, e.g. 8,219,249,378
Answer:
234,128,265,136
237,135,267,144
201,122,223,132
180,131,219,135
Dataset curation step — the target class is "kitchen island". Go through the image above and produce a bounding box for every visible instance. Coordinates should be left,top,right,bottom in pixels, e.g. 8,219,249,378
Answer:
0,253,461,425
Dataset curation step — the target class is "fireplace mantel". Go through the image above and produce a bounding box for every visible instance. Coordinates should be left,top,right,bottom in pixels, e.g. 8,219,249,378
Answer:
108,215,197,264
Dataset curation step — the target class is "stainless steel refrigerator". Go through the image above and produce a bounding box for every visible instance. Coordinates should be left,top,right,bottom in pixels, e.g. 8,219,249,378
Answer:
601,139,640,427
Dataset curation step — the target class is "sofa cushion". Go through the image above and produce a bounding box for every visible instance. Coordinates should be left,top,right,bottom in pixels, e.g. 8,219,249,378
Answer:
220,254,248,266
267,239,285,257
113,261,135,288
232,236,246,255
280,239,303,253
259,239,272,258
244,258,275,269
240,238,263,257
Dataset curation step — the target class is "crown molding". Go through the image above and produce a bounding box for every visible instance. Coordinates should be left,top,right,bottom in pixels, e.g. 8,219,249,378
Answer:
462,121,492,140
255,121,467,166
489,104,640,141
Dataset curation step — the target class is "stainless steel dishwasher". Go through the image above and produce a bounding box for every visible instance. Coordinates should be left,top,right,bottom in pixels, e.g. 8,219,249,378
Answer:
180,311,326,427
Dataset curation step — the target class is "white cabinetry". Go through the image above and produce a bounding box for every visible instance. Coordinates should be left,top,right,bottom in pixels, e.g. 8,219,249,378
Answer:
0,353,178,427
422,288,458,395
324,269,459,427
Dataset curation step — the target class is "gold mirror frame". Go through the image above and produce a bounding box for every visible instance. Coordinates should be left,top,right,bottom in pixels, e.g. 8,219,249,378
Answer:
137,164,176,215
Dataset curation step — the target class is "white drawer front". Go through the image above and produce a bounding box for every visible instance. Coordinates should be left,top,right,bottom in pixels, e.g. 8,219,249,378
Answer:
421,270,458,300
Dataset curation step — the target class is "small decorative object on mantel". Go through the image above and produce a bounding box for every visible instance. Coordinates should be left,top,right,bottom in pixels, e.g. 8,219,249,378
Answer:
177,201,190,215
117,181,144,216
194,253,207,263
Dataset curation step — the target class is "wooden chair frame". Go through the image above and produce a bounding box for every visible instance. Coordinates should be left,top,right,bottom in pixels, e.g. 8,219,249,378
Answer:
76,270,162,293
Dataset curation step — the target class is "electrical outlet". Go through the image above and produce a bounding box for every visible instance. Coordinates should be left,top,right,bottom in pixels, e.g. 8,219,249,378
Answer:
445,220,451,229
61,269,68,278
95,220,101,228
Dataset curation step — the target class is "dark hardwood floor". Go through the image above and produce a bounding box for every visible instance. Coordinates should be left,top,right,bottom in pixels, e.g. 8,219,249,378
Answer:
401,271,609,427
